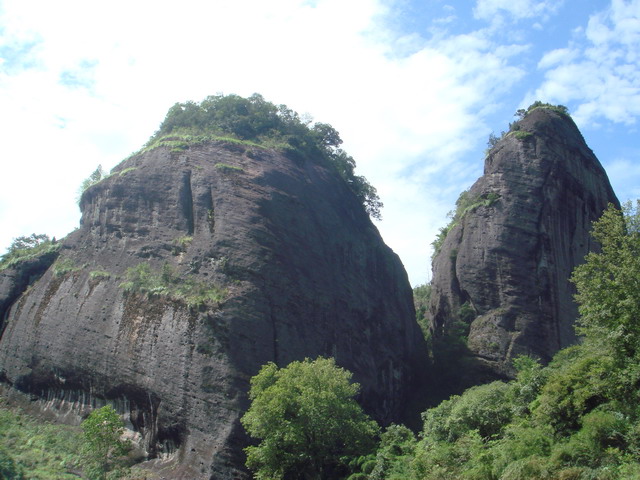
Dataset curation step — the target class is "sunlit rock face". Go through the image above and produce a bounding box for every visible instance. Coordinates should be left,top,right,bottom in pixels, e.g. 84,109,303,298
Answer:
0,142,426,479
429,107,619,384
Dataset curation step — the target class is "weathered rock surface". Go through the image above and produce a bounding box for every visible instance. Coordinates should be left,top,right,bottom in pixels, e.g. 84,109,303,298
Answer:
0,142,425,478
429,107,619,382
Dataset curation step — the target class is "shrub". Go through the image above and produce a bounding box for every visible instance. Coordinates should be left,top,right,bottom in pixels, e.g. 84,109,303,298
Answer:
513,130,533,140
422,381,512,442
53,257,82,277
0,234,59,271
89,269,111,280
413,283,432,339
370,424,416,480
78,165,108,204
214,163,244,173
120,262,226,308
171,235,193,255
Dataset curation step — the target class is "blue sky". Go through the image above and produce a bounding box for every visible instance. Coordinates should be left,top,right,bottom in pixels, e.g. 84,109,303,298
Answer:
0,0,639,286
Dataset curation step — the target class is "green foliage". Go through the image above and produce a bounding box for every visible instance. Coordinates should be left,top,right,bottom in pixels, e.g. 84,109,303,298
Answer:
508,356,548,416
78,165,108,203
214,163,244,173
571,201,640,360
422,381,512,443
533,346,615,435
526,101,570,116
120,262,226,308
81,405,131,480
0,445,24,480
171,235,193,255
486,101,570,154
413,283,431,340
512,130,533,140
53,257,82,277
0,234,58,271
89,269,111,280
431,223,454,262
412,430,491,480
402,200,640,479
118,167,137,176
0,401,84,479
57,258,85,277
369,424,417,480
145,93,383,220
241,357,379,480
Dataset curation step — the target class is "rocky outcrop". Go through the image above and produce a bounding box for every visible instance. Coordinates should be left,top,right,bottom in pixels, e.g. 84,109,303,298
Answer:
429,107,619,382
0,141,425,478
0,247,59,334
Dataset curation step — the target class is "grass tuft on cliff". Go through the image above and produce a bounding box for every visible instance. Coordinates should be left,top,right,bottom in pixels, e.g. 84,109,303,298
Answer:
120,262,227,309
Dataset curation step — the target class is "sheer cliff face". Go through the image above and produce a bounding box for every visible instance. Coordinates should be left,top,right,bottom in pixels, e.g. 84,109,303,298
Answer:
429,108,619,380
0,143,424,479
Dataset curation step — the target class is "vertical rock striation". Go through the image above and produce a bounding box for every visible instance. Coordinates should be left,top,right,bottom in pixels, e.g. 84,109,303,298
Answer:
0,141,425,478
429,107,619,383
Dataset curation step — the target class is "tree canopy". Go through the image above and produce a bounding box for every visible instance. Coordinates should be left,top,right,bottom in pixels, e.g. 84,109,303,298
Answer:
241,357,379,480
571,200,640,360
81,405,131,480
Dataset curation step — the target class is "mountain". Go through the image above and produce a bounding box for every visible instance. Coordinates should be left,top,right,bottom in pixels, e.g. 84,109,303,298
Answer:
428,105,619,388
0,115,425,478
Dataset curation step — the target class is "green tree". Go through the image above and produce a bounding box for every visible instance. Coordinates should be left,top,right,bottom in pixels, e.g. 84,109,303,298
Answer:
78,165,107,205
81,405,130,480
571,201,640,360
241,357,379,480
369,424,416,480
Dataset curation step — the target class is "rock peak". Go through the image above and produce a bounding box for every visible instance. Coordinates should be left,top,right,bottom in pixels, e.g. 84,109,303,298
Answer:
429,105,619,388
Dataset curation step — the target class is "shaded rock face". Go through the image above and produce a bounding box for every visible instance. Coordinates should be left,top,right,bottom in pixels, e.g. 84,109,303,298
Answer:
429,108,619,381
0,143,425,479
0,250,59,335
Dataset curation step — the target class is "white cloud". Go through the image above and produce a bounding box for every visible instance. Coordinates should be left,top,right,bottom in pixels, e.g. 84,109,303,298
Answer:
604,155,640,201
534,0,640,126
537,47,578,69
473,0,561,21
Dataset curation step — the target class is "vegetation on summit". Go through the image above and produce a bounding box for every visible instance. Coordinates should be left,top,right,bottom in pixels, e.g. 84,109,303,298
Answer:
146,93,383,219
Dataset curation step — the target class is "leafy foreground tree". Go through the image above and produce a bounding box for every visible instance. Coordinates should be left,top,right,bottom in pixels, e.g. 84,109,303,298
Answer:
241,357,379,480
81,405,131,480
